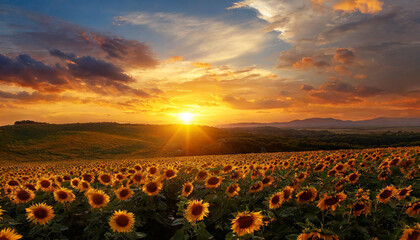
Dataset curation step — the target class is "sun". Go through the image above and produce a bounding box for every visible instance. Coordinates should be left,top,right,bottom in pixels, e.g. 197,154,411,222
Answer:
178,112,194,124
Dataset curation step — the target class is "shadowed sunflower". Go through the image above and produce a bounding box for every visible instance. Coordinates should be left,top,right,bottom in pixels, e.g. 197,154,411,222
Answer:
54,188,75,203
10,188,35,204
400,223,420,240
205,177,222,189
281,186,294,203
0,228,22,240
131,173,145,185
347,172,360,184
249,182,263,193
26,203,55,225
317,193,347,211
297,188,318,204
70,178,80,189
78,180,91,192
37,178,53,192
406,201,420,216
87,189,110,208
351,200,372,217
268,193,283,209
115,187,133,201
262,176,274,187
147,166,159,177
182,182,194,197
231,211,264,237
109,210,135,233
195,170,208,181
396,186,412,201
185,200,209,222
377,186,397,204
0,206,3,220
143,181,163,196
297,230,339,240
226,184,240,198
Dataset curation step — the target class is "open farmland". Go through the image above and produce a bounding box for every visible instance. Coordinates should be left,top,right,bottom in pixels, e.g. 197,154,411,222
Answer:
0,147,419,239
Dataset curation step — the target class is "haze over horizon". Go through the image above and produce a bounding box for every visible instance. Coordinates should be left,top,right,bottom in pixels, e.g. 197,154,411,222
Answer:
1,0,419,126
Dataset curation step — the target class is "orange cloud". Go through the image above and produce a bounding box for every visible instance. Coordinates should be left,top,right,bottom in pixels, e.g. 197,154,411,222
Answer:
293,57,329,69
333,0,383,14
167,56,183,63
193,62,212,68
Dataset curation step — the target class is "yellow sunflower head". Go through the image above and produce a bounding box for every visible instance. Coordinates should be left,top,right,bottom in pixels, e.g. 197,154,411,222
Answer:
185,199,209,222
53,188,76,203
268,193,283,209
109,210,135,233
115,187,133,201
10,188,35,204
143,181,163,196
226,184,240,198
87,189,110,208
26,203,55,225
231,211,264,237
182,182,194,197
0,228,22,240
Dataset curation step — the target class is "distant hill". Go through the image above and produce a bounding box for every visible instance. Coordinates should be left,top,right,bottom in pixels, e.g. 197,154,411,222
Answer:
1,122,420,162
219,117,420,129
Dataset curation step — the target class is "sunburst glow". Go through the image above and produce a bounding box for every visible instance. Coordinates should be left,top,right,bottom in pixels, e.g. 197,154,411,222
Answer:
178,112,194,124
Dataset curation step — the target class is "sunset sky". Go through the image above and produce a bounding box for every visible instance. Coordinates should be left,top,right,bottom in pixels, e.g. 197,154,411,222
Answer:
0,0,419,125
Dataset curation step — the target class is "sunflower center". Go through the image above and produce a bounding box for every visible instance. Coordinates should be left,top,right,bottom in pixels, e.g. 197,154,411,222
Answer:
237,215,254,229
34,208,48,219
149,168,157,174
147,182,158,193
380,190,392,199
92,193,105,205
271,195,280,204
336,165,343,171
40,180,51,188
315,164,323,171
191,204,204,216
250,183,261,191
57,191,68,199
115,215,130,227
228,186,237,193
408,231,419,240
283,190,291,200
8,180,19,186
119,189,130,198
224,165,232,172
262,177,270,184
354,203,365,211
133,174,142,182
166,170,175,178
207,177,219,185
197,171,207,180
325,196,340,206
399,189,408,196
0,236,9,240
299,191,313,201
349,174,358,181
17,190,30,200
101,175,111,183
184,185,192,192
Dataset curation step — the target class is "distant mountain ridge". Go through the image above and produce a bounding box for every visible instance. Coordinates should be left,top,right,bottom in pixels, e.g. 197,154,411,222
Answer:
219,117,420,128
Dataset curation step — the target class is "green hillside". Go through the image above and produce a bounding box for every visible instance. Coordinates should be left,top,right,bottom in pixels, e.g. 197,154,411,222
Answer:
1,123,420,162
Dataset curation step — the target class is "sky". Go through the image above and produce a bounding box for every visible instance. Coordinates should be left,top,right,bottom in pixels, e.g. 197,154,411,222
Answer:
0,0,419,125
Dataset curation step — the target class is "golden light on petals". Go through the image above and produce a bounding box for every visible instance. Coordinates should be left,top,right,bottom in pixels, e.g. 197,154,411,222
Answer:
109,210,135,233
231,211,264,237
185,199,209,222
0,228,22,240
26,203,55,225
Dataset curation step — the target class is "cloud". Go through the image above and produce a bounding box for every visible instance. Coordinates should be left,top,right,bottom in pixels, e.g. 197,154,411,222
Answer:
293,57,330,69
333,48,357,65
333,0,384,14
192,62,212,68
0,7,158,69
115,12,267,62
223,95,291,110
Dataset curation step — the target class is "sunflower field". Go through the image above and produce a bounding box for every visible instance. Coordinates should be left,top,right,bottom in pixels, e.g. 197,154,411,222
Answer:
0,146,419,240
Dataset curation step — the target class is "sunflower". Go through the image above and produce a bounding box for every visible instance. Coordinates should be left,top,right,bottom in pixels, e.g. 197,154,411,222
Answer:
400,223,420,240
347,172,360,184
0,206,3,220
36,178,53,192
406,201,420,216
26,203,55,225
195,170,208,181
163,169,177,180
296,188,318,204
185,200,209,222
226,184,240,198
53,188,75,203
205,177,222,189
109,210,135,233
147,166,159,177
87,189,110,208
351,200,372,217
281,186,294,203
10,188,35,204
377,186,397,204
115,187,133,201
182,182,194,197
297,230,339,240
317,192,347,211
396,186,412,201
261,176,274,187
0,228,22,240
131,173,145,185
143,181,163,196
231,211,264,237
78,180,91,192
98,174,113,186
70,178,80,189
378,170,391,181
268,193,283,209
313,163,326,172
249,182,263,193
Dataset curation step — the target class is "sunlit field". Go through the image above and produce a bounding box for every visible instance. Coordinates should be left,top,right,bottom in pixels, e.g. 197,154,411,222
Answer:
0,147,419,240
